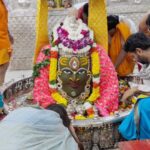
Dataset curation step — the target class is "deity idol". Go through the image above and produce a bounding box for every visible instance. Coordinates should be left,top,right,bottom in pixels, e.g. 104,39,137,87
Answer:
33,16,119,118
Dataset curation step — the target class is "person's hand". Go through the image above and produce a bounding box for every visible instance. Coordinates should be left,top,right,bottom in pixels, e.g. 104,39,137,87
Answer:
69,125,84,150
78,142,84,150
9,34,14,45
8,30,14,45
120,87,139,102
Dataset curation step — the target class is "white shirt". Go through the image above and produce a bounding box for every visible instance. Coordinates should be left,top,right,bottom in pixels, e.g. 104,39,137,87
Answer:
130,64,150,92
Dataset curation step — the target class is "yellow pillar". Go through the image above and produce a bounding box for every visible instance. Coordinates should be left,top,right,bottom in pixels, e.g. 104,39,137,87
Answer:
34,0,49,63
88,0,108,52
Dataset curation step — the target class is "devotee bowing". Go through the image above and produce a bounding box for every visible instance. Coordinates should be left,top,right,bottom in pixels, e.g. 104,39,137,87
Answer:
119,33,150,140
76,3,136,76
0,104,84,150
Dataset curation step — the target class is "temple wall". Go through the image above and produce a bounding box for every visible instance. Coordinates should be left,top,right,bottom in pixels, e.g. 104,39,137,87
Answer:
8,0,150,70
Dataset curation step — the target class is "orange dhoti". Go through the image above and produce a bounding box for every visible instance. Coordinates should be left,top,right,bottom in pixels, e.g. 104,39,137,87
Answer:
0,0,11,65
0,0,11,85
109,22,134,76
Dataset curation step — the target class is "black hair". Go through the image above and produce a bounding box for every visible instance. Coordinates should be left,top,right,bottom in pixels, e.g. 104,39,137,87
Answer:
83,3,88,17
124,32,150,53
146,14,150,26
46,104,71,128
107,15,119,31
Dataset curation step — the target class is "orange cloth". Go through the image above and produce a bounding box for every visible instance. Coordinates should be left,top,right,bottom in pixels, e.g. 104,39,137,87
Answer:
0,0,11,65
109,22,134,76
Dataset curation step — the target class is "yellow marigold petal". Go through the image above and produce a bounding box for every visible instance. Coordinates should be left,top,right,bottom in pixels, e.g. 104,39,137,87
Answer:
91,51,100,75
87,114,94,119
49,58,57,81
51,93,67,106
87,87,100,103
75,115,87,120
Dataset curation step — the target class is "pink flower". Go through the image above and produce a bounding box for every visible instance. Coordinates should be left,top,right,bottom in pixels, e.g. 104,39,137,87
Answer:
56,26,94,51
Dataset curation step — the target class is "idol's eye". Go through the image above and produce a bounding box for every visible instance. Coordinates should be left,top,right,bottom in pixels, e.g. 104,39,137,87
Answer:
77,69,86,75
63,69,72,75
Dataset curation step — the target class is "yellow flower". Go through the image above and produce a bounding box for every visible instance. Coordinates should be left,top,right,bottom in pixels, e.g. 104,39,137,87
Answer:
91,51,100,75
51,93,67,106
75,115,87,120
137,94,148,99
87,114,94,119
131,96,137,104
49,58,57,82
87,87,100,103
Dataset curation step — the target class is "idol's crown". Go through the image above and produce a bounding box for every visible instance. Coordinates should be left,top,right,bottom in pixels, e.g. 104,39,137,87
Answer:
52,16,94,56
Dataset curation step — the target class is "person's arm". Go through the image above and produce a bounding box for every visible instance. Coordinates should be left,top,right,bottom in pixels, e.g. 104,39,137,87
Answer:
8,30,14,45
69,125,84,150
120,87,138,102
121,85,150,102
115,48,127,69
138,91,150,96
144,92,150,96
114,37,127,69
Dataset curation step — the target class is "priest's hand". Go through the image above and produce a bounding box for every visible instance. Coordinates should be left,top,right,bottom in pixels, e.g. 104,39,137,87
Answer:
121,87,139,102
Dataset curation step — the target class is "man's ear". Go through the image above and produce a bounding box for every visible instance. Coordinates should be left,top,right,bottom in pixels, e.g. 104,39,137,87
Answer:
147,27,150,36
136,48,143,55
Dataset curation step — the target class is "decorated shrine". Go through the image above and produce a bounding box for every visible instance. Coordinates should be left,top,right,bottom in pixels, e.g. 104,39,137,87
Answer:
1,0,150,149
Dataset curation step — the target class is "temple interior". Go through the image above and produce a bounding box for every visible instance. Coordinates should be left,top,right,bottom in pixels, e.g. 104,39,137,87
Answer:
0,0,150,150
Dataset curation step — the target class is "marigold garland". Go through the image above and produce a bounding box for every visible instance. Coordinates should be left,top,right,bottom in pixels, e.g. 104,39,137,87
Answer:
49,47,68,106
87,46,100,103
51,92,67,106
49,58,57,82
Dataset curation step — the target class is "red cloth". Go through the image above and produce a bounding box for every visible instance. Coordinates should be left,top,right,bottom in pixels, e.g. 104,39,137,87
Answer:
119,140,150,150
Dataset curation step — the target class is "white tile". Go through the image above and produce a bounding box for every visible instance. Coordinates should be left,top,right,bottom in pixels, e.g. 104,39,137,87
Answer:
5,70,32,84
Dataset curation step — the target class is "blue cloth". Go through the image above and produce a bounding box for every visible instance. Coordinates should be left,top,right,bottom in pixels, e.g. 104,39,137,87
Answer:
0,93,4,108
119,97,150,140
0,107,78,150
